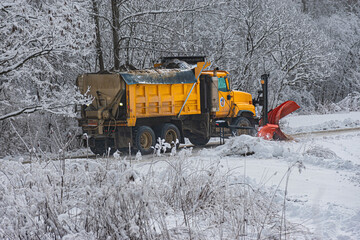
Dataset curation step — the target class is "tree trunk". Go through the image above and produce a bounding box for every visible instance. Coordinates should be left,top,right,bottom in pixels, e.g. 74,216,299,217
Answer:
301,0,308,13
92,0,104,71
111,0,120,70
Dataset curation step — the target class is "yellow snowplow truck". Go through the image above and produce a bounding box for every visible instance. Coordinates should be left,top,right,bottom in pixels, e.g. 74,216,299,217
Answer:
76,56,256,155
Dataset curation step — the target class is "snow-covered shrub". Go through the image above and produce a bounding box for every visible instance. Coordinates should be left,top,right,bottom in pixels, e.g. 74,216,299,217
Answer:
0,151,309,239
153,138,179,157
333,92,360,112
0,114,82,158
306,146,339,159
0,158,154,239
317,92,360,114
153,138,171,157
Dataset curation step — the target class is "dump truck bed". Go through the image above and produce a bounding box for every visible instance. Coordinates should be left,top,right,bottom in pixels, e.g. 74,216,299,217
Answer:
127,82,201,118
77,69,202,127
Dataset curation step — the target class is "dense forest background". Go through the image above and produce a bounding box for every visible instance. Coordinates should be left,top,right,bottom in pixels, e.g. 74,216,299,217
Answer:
1,0,359,155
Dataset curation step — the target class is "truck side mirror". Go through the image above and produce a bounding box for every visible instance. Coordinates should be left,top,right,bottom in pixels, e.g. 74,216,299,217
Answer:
227,94,231,100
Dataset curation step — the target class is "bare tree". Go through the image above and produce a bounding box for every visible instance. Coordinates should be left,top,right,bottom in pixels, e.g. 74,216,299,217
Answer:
92,0,105,71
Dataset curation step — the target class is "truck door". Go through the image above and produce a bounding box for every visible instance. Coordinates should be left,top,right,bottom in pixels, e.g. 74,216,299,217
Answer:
216,76,232,118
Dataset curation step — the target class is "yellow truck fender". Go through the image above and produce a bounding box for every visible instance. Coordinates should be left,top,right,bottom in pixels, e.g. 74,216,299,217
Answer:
236,110,255,119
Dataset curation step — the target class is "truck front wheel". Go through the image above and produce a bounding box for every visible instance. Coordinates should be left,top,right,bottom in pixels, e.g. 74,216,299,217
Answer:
230,117,253,136
188,136,210,146
134,126,156,155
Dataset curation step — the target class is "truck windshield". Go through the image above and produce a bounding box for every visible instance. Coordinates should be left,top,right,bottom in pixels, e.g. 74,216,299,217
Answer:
218,77,227,91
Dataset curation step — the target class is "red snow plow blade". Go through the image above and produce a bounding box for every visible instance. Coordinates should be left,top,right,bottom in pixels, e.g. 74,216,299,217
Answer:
258,101,300,140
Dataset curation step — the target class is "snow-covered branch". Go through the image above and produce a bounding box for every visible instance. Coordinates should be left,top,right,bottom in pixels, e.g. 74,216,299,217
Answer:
0,106,42,121
0,49,52,76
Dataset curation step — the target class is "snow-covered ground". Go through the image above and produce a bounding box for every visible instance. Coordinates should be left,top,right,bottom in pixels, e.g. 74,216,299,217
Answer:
200,111,360,239
1,111,359,239
203,138,360,239
158,111,360,239
195,112,360,239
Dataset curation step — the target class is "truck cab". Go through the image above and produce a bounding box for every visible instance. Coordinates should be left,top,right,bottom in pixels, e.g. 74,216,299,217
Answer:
201,70,255,119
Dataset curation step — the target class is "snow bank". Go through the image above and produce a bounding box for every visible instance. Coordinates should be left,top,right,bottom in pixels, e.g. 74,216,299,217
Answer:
202,135,358,172
211,135,287,158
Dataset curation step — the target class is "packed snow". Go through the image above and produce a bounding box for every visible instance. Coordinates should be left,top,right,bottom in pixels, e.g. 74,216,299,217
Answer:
1,111,359,239
281,111,360,134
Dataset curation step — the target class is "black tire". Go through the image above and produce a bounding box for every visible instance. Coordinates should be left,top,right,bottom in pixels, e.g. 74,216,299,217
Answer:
134,126,156,155
90,138,116,156
157,123,181,150
188,136,210,146
90,145,106,155
230,117,253,136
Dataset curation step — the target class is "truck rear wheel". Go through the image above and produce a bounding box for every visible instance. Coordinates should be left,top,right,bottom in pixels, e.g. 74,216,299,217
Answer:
188,136,210,146
158,123,181,150
134,126,156,155
230,117,253,136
